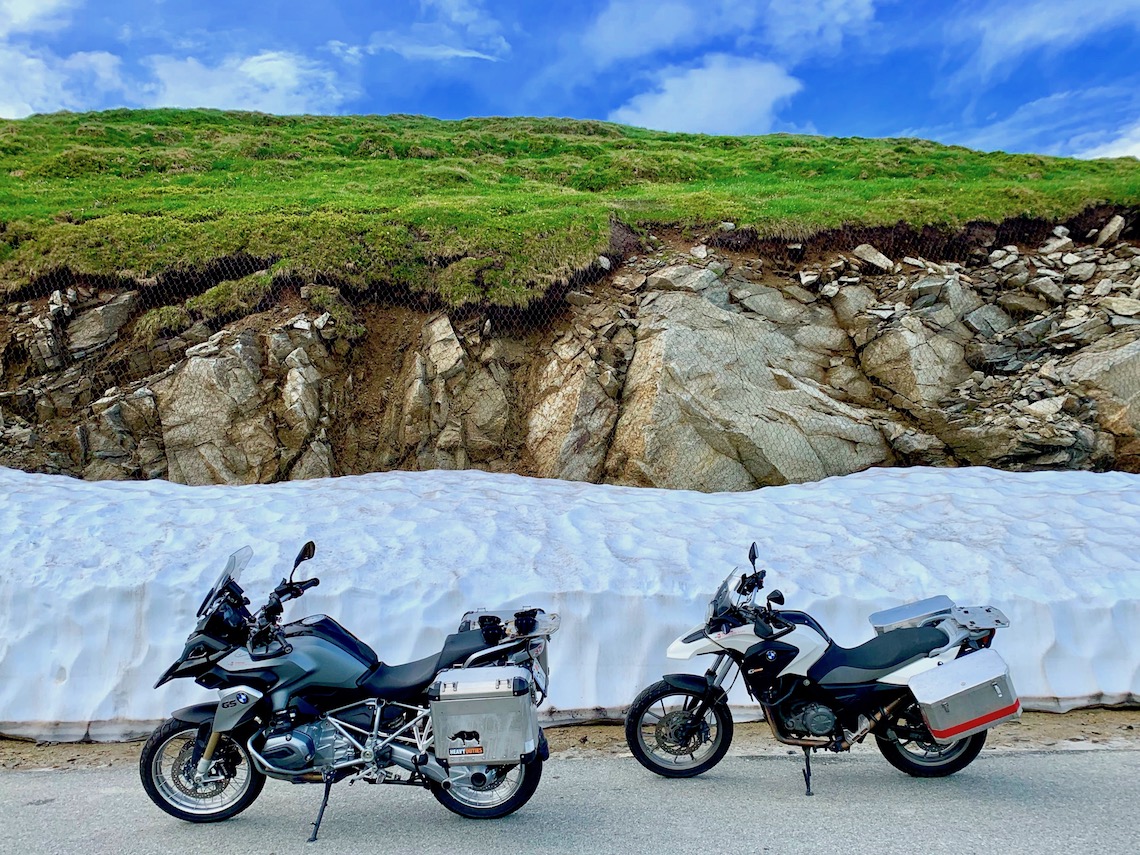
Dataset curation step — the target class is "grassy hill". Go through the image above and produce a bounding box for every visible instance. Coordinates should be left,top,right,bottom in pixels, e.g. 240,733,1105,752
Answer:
1,109,1138,307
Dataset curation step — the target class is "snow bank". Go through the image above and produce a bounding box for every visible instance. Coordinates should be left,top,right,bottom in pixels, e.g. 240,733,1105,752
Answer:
1,465,1137,741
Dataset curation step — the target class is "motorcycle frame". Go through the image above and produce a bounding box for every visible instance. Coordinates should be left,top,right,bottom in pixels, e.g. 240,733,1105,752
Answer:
242,635,548,784
676,646,920,752
246,697,436,781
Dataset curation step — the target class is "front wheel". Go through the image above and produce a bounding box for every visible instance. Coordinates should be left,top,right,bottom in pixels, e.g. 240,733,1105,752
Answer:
875,701,987,777
140,718,265,822
625,680,733,778
431,759,543,818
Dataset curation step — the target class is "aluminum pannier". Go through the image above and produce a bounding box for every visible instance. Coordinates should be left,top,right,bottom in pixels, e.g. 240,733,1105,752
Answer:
907,648,1020,744
429,665,540,765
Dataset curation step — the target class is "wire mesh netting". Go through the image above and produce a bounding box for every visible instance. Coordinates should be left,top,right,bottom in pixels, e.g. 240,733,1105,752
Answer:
1,214,1138,490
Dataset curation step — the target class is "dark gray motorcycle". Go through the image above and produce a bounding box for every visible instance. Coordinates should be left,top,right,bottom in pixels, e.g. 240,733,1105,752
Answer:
140,542,559,840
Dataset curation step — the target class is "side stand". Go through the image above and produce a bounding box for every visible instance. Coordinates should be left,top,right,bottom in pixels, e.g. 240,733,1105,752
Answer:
308,770,335,843
801,746,814,797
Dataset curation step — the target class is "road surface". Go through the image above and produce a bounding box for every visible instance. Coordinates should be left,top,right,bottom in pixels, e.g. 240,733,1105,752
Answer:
2,751,1137,854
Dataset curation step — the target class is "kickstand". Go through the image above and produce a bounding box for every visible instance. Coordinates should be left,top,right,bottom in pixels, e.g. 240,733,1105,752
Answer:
801,746,814,797
308,770,335,843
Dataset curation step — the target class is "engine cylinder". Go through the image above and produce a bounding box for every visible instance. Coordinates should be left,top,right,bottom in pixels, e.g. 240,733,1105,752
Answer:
261,730,317,769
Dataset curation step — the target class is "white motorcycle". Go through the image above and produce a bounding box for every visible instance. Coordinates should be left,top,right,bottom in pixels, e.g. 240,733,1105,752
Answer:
625,544,1020,794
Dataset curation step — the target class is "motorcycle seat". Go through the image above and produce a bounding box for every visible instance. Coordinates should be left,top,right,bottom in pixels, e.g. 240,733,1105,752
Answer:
357,629,492,702
808,626,949,686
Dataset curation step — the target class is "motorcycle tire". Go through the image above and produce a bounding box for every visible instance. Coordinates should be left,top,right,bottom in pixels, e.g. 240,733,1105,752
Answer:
430,758,543,819
875,701,987,778
625,679,733,778
140,717,266,823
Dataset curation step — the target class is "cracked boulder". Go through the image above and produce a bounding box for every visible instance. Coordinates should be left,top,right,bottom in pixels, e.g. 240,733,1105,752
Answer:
859,315,972,412
605,287,892,490
153,330,278,485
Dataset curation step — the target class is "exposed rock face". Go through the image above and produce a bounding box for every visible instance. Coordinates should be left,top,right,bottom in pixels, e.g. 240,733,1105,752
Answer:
67,292,138,358
526,346,617,482
605,270,893,490
1,213,1138,487
152,332,277,485
860,315,971,411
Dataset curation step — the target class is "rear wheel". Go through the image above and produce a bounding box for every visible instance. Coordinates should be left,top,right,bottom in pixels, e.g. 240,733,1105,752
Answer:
875,701,986,777
140,718,265,822
625,680,733,778
431,759,543,818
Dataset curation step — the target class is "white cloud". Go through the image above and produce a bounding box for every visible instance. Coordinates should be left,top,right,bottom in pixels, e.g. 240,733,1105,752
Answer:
951,0,1140,83
608,54,802,134
896,87,1140,157
423,0,507,50
326,40,365,65
0,45,121,117
0,0,75,39
581,0,762,67
367,35,498,62
1076,121,1140,159
362,0,509,64
761,0,876,59
140,51,354,114
580,0,876,68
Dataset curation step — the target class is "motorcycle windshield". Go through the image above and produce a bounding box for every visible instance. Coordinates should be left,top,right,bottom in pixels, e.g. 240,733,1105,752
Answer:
706,569,740,622
196,546,253,616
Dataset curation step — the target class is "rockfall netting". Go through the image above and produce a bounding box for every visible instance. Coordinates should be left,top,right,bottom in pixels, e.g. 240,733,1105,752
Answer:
2,213,1138,491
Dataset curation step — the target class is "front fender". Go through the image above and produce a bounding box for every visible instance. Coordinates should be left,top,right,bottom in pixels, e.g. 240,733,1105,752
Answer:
171,685,265,733
663,673,728,705
171,702,217,726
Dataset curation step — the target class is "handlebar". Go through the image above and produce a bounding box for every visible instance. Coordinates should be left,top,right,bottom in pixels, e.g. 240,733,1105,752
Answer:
274,576,320,603
255,576,321,632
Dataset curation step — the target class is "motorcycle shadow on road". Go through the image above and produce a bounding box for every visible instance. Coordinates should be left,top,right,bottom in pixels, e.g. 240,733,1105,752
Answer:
201,754,1077,848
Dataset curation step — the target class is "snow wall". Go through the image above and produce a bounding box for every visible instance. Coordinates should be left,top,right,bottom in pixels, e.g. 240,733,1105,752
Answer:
1,465,1137,742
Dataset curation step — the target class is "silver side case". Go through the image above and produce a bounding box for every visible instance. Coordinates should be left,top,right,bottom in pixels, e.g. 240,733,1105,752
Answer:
907,649,1021,744
429,665,540,766
869,595,955,635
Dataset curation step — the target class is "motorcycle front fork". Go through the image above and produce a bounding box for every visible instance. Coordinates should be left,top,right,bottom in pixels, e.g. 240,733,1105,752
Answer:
705,653,733,688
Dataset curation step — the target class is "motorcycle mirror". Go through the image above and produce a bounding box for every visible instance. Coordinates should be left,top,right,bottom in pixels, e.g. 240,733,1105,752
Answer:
290,541,316,580
747,542,758,570
767,589,785,606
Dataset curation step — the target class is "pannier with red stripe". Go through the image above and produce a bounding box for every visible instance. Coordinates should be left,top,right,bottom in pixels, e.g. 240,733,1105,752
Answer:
907,648,1020,744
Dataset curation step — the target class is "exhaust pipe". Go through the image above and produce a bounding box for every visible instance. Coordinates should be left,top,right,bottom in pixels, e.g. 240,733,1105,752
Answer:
386,744,451,789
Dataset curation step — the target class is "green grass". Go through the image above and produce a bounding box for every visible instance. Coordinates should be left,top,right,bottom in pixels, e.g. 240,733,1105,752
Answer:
1,110,1138,307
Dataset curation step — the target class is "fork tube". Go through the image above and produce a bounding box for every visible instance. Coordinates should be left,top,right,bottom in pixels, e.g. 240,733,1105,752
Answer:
195,732,221,777
707,654,732,687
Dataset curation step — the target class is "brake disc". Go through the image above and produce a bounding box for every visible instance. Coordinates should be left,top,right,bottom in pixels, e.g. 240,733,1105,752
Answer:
171,741,227,799
655,711,710,756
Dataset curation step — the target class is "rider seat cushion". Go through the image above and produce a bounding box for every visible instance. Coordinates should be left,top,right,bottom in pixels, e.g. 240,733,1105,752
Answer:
357,629,491,702
808,626,949,686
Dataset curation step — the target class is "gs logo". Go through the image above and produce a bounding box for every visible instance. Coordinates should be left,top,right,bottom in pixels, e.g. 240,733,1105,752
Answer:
220,692,250,709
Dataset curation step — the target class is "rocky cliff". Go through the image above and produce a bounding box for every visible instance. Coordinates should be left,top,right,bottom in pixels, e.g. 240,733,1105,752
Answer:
1,213,1137,490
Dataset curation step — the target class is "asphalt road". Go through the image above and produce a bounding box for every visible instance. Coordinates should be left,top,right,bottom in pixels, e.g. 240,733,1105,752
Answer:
2,752,1137,854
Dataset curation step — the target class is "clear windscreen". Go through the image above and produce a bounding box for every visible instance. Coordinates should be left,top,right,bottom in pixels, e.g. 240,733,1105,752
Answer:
197,546,253,616
706,569,741,622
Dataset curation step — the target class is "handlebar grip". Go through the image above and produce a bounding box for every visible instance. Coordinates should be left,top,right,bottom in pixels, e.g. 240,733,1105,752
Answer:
297,577,320,592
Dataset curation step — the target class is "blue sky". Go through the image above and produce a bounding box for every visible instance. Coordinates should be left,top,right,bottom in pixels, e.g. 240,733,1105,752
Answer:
1,0,1138,158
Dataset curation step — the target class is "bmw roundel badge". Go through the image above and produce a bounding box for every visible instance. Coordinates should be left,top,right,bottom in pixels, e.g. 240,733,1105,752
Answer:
765,650,778,661
236,692,249,704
